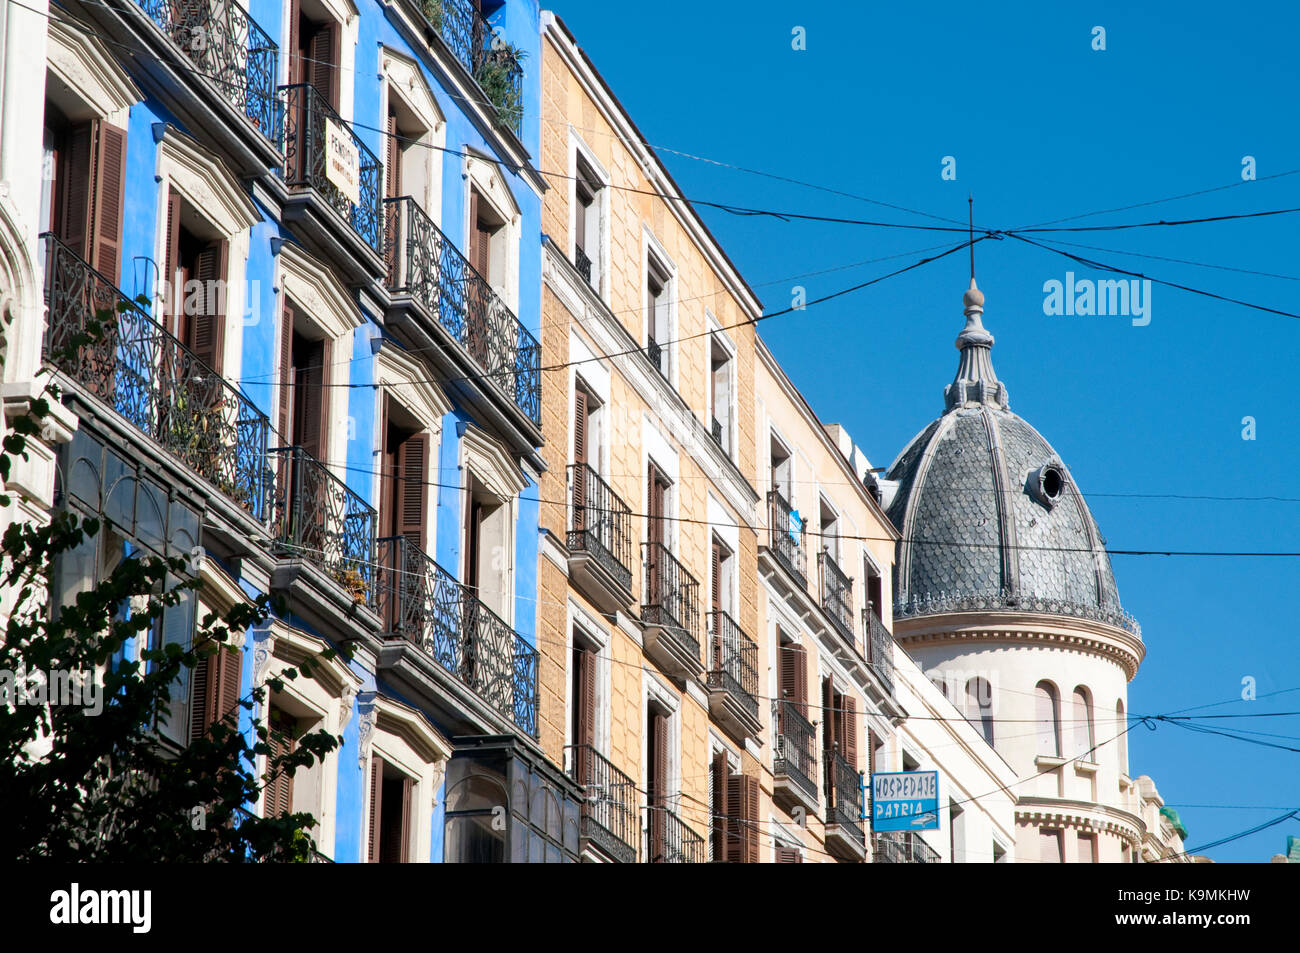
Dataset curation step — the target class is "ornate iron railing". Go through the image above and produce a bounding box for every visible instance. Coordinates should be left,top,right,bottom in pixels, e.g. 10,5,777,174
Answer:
645,338,667,380
873,831,940,864
774,699,818,801
135,0,279,143
641,541,700,660
707,610,759,721
864,605,895,695
41,234,272,524
825,747,864,841
767,490,808,588
384,196,540,424
566,463,633,593
268,447,375,598
574,245,592,284
279,83,383,256
895,589,1141,637
710,416,724,451
373,536,539,737
421,0,523,135
566,745,638,864
645,805,706,864
819,550,855,645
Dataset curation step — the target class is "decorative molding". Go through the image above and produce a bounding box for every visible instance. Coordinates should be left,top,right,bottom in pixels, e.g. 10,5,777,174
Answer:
156,126,261,236
356,694,377,770
460,423,528,499
279,242,366,340
47,7,140,122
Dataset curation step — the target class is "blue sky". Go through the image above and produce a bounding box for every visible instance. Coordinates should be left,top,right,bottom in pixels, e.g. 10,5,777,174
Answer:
548,0,1300,861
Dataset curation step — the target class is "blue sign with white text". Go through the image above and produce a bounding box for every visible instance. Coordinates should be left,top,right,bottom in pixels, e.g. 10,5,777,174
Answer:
871,771,940,832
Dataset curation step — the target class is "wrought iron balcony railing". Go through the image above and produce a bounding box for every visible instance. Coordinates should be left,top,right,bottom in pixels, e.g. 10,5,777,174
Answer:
767,490,807,588
566,463,633,593
710,416,725,451
707,610,759,722
269,446,376,599
422,0,523,135
384,196,540,424
773,699,818,802
641,541,700,660
645,338,667,380
566,745,638,864
279,83,383,256
819,550,855,645
873,831,940,864
373,535,539,737
136,0,279,144
825,746,864,841
645,805,706,863
41,234,272,524
864,604,895,695
574,244,592,284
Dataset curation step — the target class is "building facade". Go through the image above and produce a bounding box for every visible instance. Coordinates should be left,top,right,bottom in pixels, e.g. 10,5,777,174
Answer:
3,0,586,862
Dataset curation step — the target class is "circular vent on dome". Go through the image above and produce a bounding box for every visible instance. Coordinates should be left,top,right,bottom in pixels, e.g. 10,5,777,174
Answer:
1027,463,1067,510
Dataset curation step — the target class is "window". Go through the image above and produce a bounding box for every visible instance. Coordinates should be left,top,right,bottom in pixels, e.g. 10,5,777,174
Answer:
708,334,733,455
711,750,758,863
645,461,670,549
645,703,672,861
710,535,733,616
770,434,792,500
1077,832,1097,863
864,559,884,621
468,185,505,287
570,632,598,762
645,253,671,380
777,635,808,717
573,155,602,288
368,755,415,863
1039,827,1063,864
264,705,300,817
289,0,340,107
378,397,429,549
162,187,228,373
775,843,803,863
443,770,509,863
278,298,331,461
1073,686,1095,760
819,497,840,564
949,799,965,863
1035,680,1061,758
151,579,196,747
463,471,510,617
822,678,858,767
41,102,127,282
965,677,995,746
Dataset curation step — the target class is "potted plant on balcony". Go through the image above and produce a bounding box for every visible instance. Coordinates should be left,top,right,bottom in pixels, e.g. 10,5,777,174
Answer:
420,0,442,29
474,42,525,132
332,566,369,604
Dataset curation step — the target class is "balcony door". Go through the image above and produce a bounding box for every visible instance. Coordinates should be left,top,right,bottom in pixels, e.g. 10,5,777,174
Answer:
42,103,127,284
645,463,669,608
646,705,669,861
162,188,228,376
379,400,428,634
286,0,341,183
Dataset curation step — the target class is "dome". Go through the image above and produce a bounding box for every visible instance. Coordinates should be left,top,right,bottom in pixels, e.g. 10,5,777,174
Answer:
884,279,1137,634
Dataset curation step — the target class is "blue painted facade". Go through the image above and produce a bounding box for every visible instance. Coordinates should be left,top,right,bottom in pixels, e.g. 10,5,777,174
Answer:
39,0,573,861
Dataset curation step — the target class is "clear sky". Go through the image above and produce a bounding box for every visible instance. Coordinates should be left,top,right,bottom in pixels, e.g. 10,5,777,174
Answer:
546,0,1300,861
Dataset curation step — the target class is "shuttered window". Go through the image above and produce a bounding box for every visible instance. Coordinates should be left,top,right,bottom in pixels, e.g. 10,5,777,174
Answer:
162,187,228,373
188,643,242,745
385,109,403,200
775,845,803,864
49,116,127,284
724,770,760,863
778,639,808,717
264,705,298,816
368,756,413,863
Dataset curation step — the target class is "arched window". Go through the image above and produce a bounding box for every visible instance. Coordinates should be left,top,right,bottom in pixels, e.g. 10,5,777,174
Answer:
1034,681,1061,757
1073,686,1095,760
1116,699,1129,776
965,677,995,746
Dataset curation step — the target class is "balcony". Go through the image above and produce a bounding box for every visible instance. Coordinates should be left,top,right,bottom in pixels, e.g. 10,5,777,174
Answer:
773,699,818,815
574,245,592,284
767,490,808,588
566,745,638,864
819,550,855,646
645,805,706,863
384,196,541,427
268,446,376,602
824,747,865,861
873,831,941,864
640,541,702,680
279,83,384,279
706,610,761,740
41,234,272,526
864,605,895,696
419,0,523,136
710,416,725,451
645,338,668,381
373,536,539,737
134,0,279,145
565,463,634,611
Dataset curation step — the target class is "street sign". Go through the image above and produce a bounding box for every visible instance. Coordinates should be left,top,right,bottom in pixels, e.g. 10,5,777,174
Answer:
871,770,939,832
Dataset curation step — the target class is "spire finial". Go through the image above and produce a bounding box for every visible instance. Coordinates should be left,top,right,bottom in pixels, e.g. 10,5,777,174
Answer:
944,213,1007,411
968,194,975,282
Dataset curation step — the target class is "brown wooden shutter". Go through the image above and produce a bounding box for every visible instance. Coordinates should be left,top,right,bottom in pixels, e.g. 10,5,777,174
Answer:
297,338,328,461
367,756,384,863
385,111,402,200
90,121,127,283
776,845,802,864
841,696,858,766
190,240,227,374
725,772,759,863
59,122,94,260
379,774,411,862
651,710,668,806
792,644,808,717
710,750,727,861
572,388,587,529
265,706,296,816
163,189,182,326
188,644,242,743
867,728,876,779
218,645,242,729
187,652,211,744
580,647,596,747
398,776,412,862
822,678,835,757
278,301,296,445
397,432,427,551
308,21,339,110
711,539,722,612
467,190,481,271
287,0,302,84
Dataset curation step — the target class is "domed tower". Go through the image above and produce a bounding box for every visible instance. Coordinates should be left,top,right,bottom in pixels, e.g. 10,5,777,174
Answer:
882,278,1147,863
